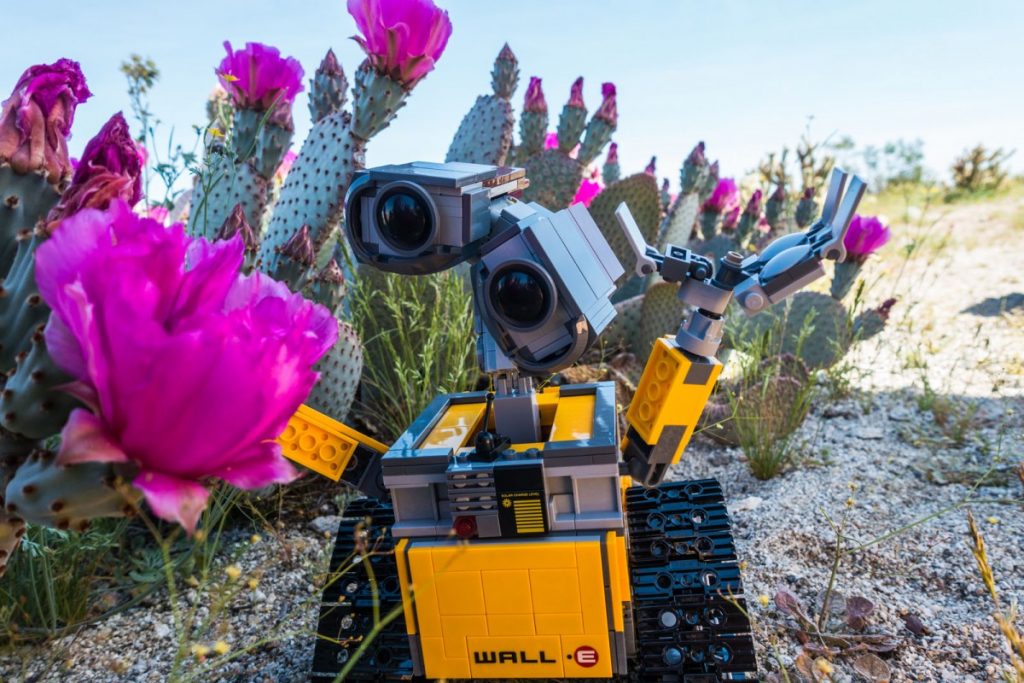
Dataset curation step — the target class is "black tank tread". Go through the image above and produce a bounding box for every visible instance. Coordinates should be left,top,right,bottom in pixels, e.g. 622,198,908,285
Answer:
625,479,759,682
311,499,423,682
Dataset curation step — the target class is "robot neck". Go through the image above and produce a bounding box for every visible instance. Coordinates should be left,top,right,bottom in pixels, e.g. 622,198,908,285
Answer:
490,370,541,444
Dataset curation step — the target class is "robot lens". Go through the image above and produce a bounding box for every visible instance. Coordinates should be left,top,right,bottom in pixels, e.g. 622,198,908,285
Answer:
377,189,432,251
490,267,551,328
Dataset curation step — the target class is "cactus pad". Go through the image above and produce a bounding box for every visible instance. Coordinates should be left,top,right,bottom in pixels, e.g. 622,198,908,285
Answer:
188,156,269,241
730,291,851,369
5,451,141,531
658,192,699,250
587,172,660,295
0,166,60,276
0,426,36,576
1,333,81,440
0,233,49,377
521,149,582,210
692,233,739,264
636,281,685,359
446,94,514,166
600,294,644,352
306,322,363,420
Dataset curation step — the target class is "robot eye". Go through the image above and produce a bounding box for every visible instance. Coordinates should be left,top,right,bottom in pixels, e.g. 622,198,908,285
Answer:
376,188,433,252
489,265,554,330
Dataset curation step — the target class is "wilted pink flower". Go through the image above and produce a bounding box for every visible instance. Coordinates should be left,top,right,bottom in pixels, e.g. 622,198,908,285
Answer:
594,82,616,125
348,0,452,88
687,141,706,167
275,149,298,183
0,59,91,183
644,156,657,175
721,205,741,231
572,169,603,207
744,189,763,217
43,112,143,235
218,42,304,128
566,77,585,108
523,76,546,113
35,202,337,532
702,177,739,214
606,142,618,164
844,214,890,262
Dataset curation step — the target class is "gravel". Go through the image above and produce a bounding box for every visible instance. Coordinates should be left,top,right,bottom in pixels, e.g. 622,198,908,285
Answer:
2,197,1022,682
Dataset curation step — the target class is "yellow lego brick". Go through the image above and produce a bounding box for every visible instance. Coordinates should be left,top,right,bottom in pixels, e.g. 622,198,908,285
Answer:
394,539,416,635
441,614,488,659
487,613,536,636
625,336,722,462
561,634,613,678
420,402,487,450
428,540,576,571
575,542,608,634
421,637,471,679
535,612,584,635
530,568,582,614
549,394,595,442
435,570,485,616
482,569,532,615
276,404,386,480
466,635,564,678
536,386,561,426
407,549,442,637
605,531,630,632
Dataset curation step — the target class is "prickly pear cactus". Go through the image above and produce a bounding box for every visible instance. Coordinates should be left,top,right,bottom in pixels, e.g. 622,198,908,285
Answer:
308,49,349,123
635,281,685,359
657,142,708,249
446,44,518,165
0,167,61,276
601,294,644,352
0,426,35,576
306,321,364,419
691,233,739,264
730,291,851,370
0,331,81,439
587,172,660,300
4,451,141,531
188,134,275,240
0,233,49,377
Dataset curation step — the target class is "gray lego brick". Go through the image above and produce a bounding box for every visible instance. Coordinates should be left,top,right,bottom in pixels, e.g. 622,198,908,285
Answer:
367,161,497,188
567,203,625,284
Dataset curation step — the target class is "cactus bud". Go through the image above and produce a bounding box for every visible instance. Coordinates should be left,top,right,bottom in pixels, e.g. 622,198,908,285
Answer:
794,186,817,228
491,43,519,100
309,49,349,122
680,141,707,195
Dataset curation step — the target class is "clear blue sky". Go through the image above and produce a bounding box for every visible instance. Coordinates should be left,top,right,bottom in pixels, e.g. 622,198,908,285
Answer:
3,0,1022,190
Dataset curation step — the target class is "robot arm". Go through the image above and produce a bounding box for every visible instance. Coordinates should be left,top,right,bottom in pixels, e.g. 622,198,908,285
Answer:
617,168,866,486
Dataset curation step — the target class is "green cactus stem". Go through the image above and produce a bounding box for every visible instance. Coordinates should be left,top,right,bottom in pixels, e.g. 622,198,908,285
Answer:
514,76,548,164
0,232,48,378
555,77,586,154
351,64,408,142
0,426,36,576
306,322,364,421
636,281,685,358
830,260,862,300
0,166,61,277
577,83,616,166
1,329,81,440
188,154,269,242
794,187,817,229
602,143,620,185
764,184,785,231
446,44,518,166
4,450,141,531
309,49,349,123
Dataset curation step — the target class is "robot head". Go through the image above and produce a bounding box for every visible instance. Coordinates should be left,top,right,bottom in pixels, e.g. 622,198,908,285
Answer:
344,161,527,274
472,202,624,375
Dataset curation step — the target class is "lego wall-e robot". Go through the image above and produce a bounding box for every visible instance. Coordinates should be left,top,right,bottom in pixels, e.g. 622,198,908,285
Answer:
277,161,866,681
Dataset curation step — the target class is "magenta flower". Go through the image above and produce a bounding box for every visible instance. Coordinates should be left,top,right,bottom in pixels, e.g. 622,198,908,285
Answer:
34,202,337,532
702,177,739,214
218,42,305,128
843,214,891,262
147,205,170,225
274,150,298,183
594,82,616,125
43,112,143,235
572,169,603,207
567,77,585,108
743,189,763,217
348,0,452,88
0,59,91,184
721,205,741,231
523,76,546,114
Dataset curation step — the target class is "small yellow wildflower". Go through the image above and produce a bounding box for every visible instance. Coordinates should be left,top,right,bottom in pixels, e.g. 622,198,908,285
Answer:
220,73,239,82
845,497,856,508
814,657,834,676
209,127,224,138
225,564,242,581
186,575,200,588
757,594,770,608
213,641,230,656
191,644,210,658
248,578,259,590
194,529,207,542
848,481,859,492
250,534,262,544
987,516,999,524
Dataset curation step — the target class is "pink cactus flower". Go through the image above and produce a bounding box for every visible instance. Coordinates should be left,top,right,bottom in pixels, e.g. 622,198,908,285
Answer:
566,77,585,108
544,132,578,159
523,76,546,114
743,189,763,217
275,150,298,183
43,112,143,235
645,156,657,175
702,177,739,214
35,202,337,532
218,42,305,128
605,142,618,165
721,205,741,231
594,82,616,125
0,58,91,184
147,205,170,225
572,168,603,207
348,0,452,88
843,214,891,263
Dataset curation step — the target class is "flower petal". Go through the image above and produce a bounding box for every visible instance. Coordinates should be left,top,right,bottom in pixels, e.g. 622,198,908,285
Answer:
212,443,298,489
56,408,129,465
133,471,210,534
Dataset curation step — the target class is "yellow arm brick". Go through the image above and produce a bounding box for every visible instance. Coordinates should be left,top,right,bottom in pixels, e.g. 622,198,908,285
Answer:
276,404,387,481
625,336,722,466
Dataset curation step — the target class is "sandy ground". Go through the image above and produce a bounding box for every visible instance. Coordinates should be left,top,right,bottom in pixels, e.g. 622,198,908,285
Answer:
2,194,1022,682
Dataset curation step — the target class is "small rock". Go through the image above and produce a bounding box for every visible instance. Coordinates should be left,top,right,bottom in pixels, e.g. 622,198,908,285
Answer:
732,496,763,513
308,516,342,535
154,622,171,639
859,427,885,440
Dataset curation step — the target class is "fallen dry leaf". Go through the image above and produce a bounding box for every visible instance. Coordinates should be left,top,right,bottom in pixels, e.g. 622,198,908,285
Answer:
852,652,891,682
846,595,875,631
776,589,816,630
902,611,932,636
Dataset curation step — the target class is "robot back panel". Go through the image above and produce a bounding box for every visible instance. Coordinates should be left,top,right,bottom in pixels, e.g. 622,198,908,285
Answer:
345,161,626,375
